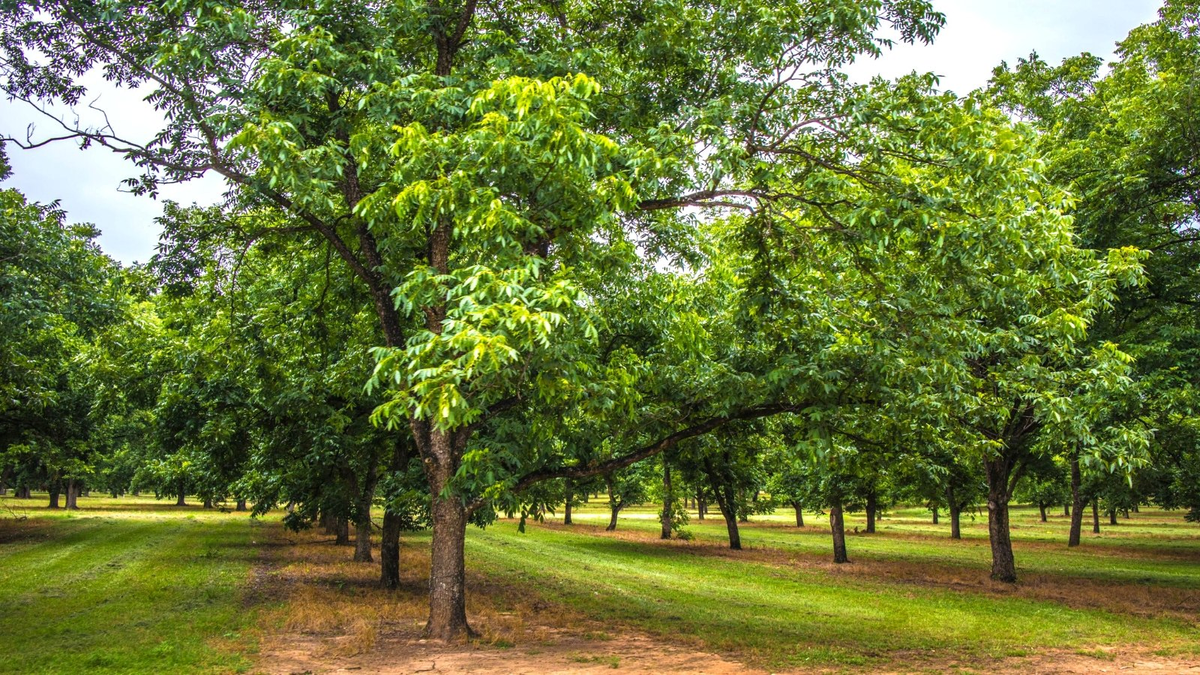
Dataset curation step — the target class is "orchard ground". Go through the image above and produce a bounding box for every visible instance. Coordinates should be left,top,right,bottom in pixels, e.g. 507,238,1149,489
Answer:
1,494,1198,674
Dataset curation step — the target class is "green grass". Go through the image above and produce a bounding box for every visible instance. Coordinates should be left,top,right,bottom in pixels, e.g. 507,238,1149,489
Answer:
464,503,1200,669
1,492,1197,672
0,494,262,675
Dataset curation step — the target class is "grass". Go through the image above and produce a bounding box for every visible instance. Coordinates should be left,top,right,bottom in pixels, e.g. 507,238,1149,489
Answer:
1,492,1197,672
0,494,262,675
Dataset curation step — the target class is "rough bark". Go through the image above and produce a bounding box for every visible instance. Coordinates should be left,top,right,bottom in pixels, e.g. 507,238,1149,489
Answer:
380,510,402,589
425,444,473,640
355,520,373,562
660,462,672,540
985,460,1017,582
830,502,849,563
65,479,79,510
1069,454,1084,547
792,502,805,527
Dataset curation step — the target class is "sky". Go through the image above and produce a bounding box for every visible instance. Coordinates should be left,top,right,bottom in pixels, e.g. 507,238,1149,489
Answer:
0,0,1166,266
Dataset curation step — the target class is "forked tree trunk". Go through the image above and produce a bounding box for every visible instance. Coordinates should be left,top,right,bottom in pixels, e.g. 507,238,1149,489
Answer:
713,483,741,550
1069,454,1084,547
1092,499,1100,534
660,463,672,540
865,490,877,534
335,517,351,545
830,501,848,563
792,502,804,527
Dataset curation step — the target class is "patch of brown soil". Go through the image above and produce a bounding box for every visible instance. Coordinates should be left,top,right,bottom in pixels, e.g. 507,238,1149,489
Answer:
251,525,760,674
541,522,1200,624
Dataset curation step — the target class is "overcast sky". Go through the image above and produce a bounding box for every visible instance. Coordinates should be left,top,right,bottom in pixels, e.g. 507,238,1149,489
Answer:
0,1,1165,266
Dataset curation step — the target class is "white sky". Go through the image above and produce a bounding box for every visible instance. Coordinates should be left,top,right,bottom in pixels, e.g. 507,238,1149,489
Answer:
0,1,1165,265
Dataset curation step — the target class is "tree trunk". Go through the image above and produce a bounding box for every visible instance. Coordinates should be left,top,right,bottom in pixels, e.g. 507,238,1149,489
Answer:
354,520,373,562
336,517,351,545
236,499,247,512
713,483,741,550
175,492,186,507
605,478,619,531
203,497,213,509
1133,504,1139,513
380,510,402,589
563,481,573,526
1038,503,1047,522
947,485,962,540
830,501,849,563
660,463,672,540
931,507,939,525
48,483,61,509
352,466,378,563
1064,503,1070,517
792,502,804,527
984,456,1018,583
1109,509,1118,526
65,479,78,510
865,490,877,534
1092,499,1100,534
697,493,706,521
1069,454,1084,547
18,486,30,499
425,459,472,640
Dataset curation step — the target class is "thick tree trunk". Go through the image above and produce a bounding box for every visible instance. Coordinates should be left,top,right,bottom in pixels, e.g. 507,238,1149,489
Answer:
1069,454,1084,547
48,483,61,509
932,507,939,525
203,497,213,509
336,517,351,545
236,499,247,512
1092,499,1100,534
660,463,672,540
380,510,402,589
984,456,1018,583
792,502,804,527
950,504,962,539
175,492,186,507
425,463,472,640
865,490,877,534
355,521,373,562
713,484,741,550
1109,509,1118,526
65,479,79,510
322,511,338,535
830,501,849,563
1038,503,1047,522
18,486,30,499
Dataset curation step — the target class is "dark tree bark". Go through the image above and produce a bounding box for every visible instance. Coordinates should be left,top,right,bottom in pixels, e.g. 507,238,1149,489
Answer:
1069,454,1084,547
236,499,247,512
203,497,213,509
423,426,474,640
712,482,742,550
931,507,939,525
65,479,79,510
830,501,849,563
605,477,620,531
697,493,706,521
1038,503,1047,522
18,486,30,499
352,465,378,563
175,492,186,507
946,485,962,540
660,462,672,540
984,452,1024,583
355,521,373,562
48,482,61,509
792,502,804,527
865,490,877,534
336,517,351,545
1092,499,1100,534
563,480,573,526
380,510,402,590
1109,509,1118,526
1064,503,1070,517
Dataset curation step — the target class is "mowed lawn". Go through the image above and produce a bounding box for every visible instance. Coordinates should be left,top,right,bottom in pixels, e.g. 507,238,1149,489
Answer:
0,495,261,674
1,494,1198,672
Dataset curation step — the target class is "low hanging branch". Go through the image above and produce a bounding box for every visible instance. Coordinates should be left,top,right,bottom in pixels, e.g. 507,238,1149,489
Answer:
464,401,803,516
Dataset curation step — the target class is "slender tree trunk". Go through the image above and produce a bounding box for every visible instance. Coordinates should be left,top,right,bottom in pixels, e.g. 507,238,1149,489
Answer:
697,493,706,521
1063,503,1070,517
1133,504,1139,513
1092,499,1100,534
605,478,619,531
353,467,378,563
322,511,338,535
1109,509,1117,526
792,501,804,527
830,501,849,563
336,517,351,545
947,485,962,540
932,507,939,525
236,499,247,512
1069,454,1084,547
1038,503,1047,522
660,463,672,540
380,510,402,589
713,483,741,550
865,490,877,534
563,481,573,526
